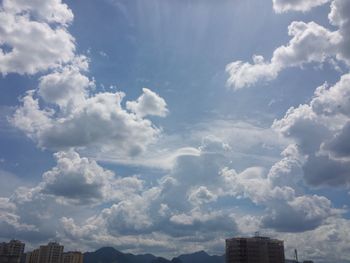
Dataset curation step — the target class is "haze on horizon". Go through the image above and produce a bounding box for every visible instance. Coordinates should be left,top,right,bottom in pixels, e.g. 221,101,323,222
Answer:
1,0,350,262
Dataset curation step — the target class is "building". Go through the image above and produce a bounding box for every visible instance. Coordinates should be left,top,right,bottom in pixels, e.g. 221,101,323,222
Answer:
25,242,63,263
25,250,39,263
25,242,84,263
0,240,25,263
38,242,63,263
62,252,83,263
225,236,285,263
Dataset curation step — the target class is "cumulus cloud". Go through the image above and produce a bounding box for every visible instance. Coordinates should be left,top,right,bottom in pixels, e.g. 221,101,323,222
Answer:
0,152,147,244
39,150,144,206
273,73,350,187
0,197,37,236
12,88,165,157
41,150,142,205
272,0,331,13
47,136,228,240
0,134,342,255
220,164,338,232
168,209,236,235
280,217,350,262
0,0,76,75
227,0,350,89
323,121,350,159
126,88,168,118
226,55,279,90
0,185,65,242
267,144,305,188
52,139,237,250
61,135,339,250
329,0,350,61
262,195,337,232
103,190,160,235
2,0,73,24
226,21,340,89
188,186,218,205
38,62,94,111
11,90,53,135
155,136,338,233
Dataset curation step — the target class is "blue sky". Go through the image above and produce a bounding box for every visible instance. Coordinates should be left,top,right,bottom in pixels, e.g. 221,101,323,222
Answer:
1,0,350,262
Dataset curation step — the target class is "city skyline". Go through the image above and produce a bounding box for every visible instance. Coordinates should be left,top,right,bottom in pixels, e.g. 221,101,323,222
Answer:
0,0,350,262
0,240,83,263
0,236,316,263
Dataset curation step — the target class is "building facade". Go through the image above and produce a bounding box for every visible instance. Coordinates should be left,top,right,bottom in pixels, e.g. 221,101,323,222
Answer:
62,252,83,263
0,240,25,263
226,236,285,263
25,250,39,263
25,242,63,263
38,242,63,263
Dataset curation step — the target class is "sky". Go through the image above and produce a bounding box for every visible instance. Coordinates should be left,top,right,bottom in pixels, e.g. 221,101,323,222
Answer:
0,0,350,262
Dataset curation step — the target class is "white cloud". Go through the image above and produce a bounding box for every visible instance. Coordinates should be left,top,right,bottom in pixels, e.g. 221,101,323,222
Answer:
262,195,338,232
267,144,305,189
280,217,350,262
272,0,331,13
188,186,218,205
329,0,350,62
0,197,37,237
38,65,94,111
168,208,236,234
226,21,341,89
0,186,61,243
226,55,279,89
227,0,350,89
220,164,338,232
11,90,53,135
41,150,140,205
2,0,73,25
273,73,350,187
0,152,146,243
52,139,237,248
12,88,164,157
312,75,350,116
37,150,144,206
126,88,168,118
0,1,76,75
103,194,156,235
199,135,231,153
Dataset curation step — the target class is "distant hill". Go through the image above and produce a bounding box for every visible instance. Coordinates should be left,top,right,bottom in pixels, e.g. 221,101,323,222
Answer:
174,250,224,263
83,247,225,263
83,247,157,263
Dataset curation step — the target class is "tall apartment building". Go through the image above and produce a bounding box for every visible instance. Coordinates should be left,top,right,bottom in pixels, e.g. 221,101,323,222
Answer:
62,252,83,263
0,240,25,263
225,236,285,263
38,242,63,263
25,249,39,263
25,242,63,263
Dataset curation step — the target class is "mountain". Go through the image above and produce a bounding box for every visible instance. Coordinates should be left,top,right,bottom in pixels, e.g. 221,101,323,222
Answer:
83,247,225,263
83,247,157,263
150,257,179,263
175,251,224,263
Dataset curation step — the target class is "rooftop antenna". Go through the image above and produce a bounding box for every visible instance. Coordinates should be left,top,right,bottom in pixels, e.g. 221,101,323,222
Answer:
294,249,299,263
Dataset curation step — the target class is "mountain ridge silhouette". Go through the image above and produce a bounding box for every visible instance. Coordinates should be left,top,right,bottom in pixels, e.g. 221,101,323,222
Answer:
83,247,225,263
